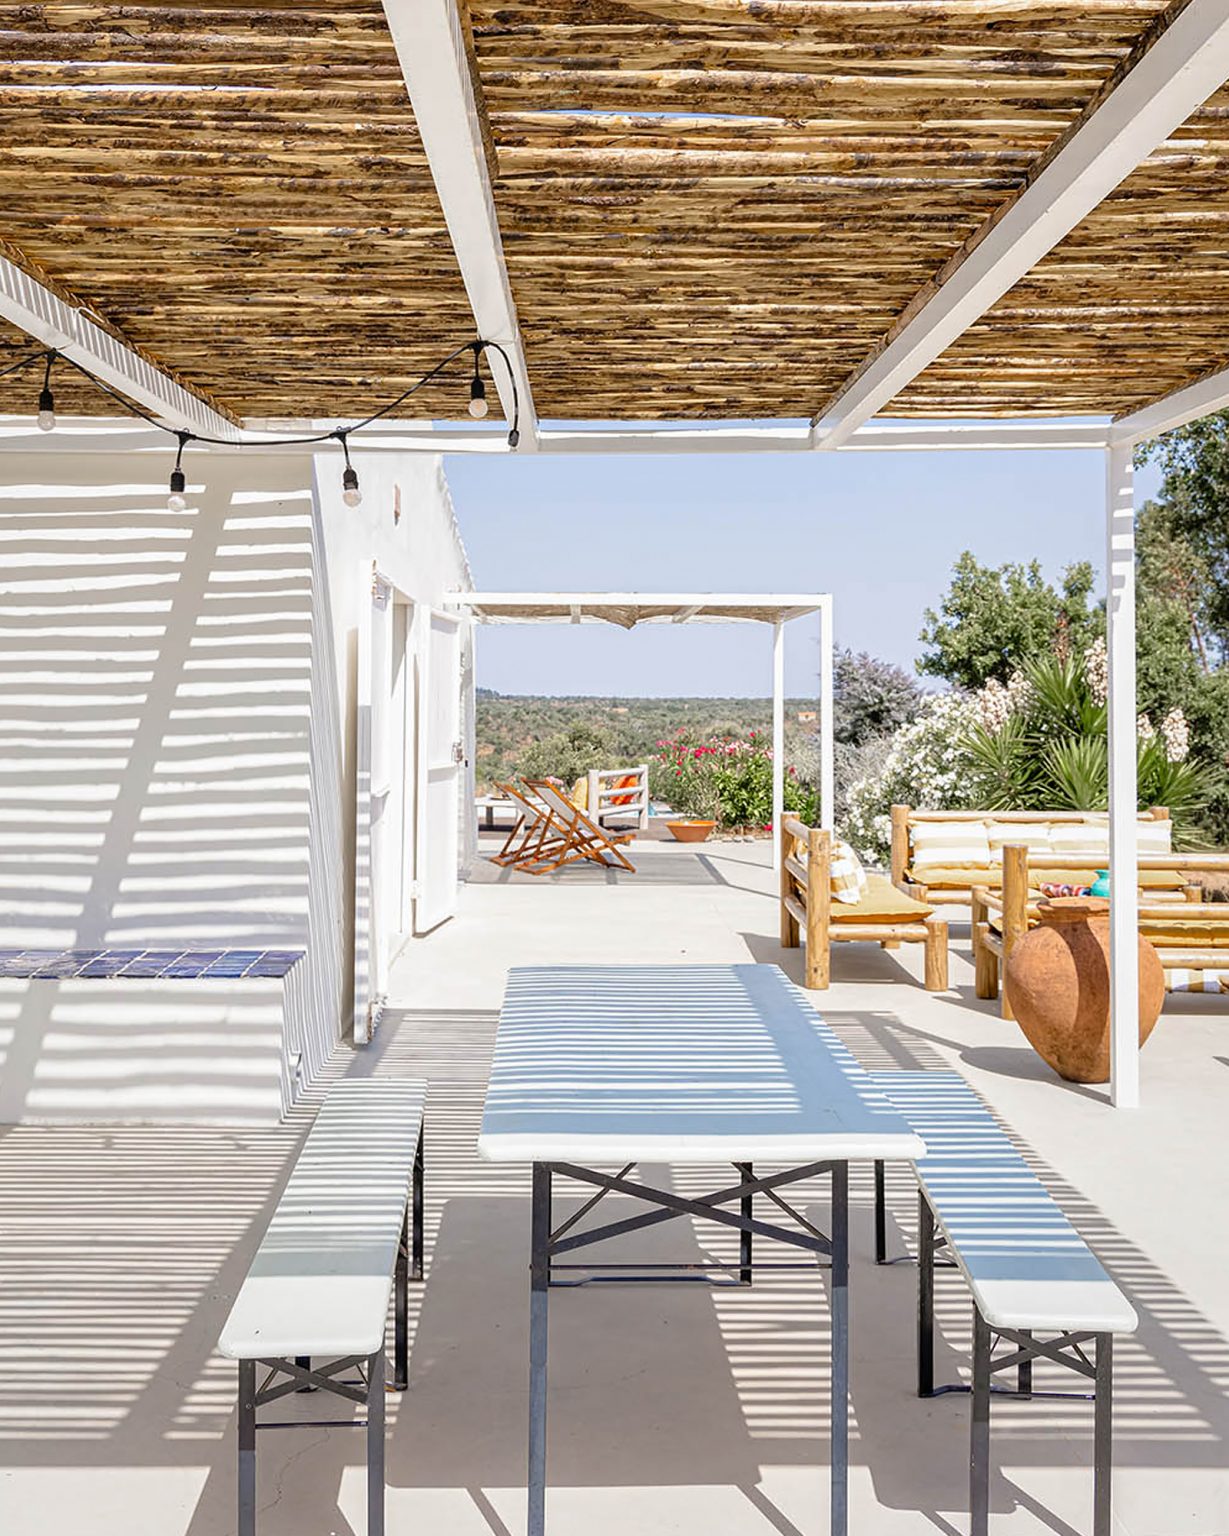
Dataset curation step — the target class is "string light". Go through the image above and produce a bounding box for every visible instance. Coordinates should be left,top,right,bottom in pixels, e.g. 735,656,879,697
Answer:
468,343,489,419
337,430,362,508
167,430,189,511
6,334,522,504
36,352,56,432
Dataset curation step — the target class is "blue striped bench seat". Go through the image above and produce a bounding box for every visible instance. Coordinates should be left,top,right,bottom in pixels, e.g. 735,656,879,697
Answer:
868,1071,1137,1536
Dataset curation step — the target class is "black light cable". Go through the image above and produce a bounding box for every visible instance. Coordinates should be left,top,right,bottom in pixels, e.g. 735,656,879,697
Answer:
2,334,523,505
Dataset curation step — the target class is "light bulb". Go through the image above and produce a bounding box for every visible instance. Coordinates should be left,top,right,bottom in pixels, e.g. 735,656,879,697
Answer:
168,465,187,511
468,375,488,419
342,464,362,508
36,387,55,432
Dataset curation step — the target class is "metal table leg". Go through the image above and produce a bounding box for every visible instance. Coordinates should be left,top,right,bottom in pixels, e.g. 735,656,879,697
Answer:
237,1358,256,1536
528,1163,551,1536
367,1348,385,1536
830,1161,849,1536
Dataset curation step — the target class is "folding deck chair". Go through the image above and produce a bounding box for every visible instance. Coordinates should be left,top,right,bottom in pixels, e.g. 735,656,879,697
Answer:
489,781,563,868
520,779,636,875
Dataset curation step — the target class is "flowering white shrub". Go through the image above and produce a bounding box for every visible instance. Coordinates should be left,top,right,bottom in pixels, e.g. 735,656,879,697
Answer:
841,691,986,863
1137,712,1156,744
1084,636,1108,705
1160,706,1190,763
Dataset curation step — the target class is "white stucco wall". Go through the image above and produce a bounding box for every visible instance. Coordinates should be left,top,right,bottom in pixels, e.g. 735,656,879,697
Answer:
0,445,471,1121
308,450,473,1055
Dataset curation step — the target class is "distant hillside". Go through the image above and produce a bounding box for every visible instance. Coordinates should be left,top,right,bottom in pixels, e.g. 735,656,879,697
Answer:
475,692,819,789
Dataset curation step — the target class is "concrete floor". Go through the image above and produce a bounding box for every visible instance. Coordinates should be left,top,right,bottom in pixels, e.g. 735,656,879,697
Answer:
4,834,1229,1536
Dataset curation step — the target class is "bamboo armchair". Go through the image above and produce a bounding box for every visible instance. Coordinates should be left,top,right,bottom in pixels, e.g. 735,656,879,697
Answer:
780,816,948,991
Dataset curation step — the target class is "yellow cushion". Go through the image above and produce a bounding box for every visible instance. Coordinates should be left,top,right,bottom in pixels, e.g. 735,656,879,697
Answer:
570,776,588,810
1142,920,1229,947
912,864,1184,891
829,874,933,923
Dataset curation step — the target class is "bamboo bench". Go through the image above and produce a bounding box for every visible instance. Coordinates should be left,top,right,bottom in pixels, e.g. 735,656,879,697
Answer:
218,1079,427,1536
869,1071,1136,1536
779,815,948,991
972,846,1229,1014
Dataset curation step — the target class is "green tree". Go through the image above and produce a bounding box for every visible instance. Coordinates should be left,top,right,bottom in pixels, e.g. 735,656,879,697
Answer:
1138,411,1229,660
918,552,1098,690
833,648,921,745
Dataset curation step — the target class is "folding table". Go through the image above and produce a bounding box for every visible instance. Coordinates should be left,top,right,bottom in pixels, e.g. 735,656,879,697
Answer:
478,962,924,1536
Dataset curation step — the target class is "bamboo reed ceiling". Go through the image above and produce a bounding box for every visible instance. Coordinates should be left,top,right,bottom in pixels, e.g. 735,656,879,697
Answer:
1,0,1227,424
466,0,1225,420
0,0,478,420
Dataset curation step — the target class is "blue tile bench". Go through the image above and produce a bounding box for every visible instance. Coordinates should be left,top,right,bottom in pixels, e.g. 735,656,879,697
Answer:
0,947,306,1125
0,948,302,980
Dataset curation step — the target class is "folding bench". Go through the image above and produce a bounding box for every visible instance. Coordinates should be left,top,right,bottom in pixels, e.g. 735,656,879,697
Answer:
218,1078,427,1536
869,1071,1137,1536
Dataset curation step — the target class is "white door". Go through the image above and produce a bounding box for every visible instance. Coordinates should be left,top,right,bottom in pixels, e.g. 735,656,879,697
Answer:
414,608,463,934
354,567,395,1044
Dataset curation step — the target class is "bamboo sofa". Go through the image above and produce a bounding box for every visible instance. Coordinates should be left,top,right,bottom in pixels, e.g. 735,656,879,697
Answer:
972,845,1229,1014
780,815,948,991
890,804,1185,907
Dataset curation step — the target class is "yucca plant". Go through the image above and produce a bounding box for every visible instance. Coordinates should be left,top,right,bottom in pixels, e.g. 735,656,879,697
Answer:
1043,735,1108,810
957,649,1215,837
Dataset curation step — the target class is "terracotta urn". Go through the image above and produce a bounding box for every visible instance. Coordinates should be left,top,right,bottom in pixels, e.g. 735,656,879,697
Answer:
1003,896,1164,1084
666,819,716,843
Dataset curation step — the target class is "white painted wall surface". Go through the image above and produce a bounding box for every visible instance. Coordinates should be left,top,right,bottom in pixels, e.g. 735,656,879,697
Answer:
0,447,471,1121
310,450,472,1042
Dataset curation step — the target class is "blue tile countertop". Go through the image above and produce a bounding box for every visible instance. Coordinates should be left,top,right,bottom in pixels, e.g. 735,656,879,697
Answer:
0,949,304,981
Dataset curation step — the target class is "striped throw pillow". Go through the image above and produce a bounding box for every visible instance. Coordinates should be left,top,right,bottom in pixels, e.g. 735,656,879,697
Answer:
830,838,868,905
910,820,992,870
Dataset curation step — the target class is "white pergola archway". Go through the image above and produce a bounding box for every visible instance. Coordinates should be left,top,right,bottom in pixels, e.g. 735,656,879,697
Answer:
446,591,835,864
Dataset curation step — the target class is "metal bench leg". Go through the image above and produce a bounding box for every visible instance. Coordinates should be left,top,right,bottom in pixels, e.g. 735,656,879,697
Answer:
917,1192,935,1397
367,1348,385,1536
1094,1334,1113,1536
412,1124,425,1281
237,1359,257,1536
529,1163,551,1536
830,1161,849,1536
874,1161,887,1264
970,1308,991,1536
394,1206,409,1391
737,1162,753,1285
1017,1328,1032,1398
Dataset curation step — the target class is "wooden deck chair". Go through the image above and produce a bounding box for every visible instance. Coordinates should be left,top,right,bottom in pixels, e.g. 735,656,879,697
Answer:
489,781,563,868
520,779,636,875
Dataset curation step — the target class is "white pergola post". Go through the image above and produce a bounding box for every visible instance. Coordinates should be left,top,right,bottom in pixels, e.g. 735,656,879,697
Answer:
772,619,785,871
819,599,835,831
1106,443,1140,1109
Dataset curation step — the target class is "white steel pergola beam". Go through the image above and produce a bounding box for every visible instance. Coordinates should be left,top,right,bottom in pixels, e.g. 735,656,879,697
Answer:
1106,444,1140,1109
0,249,238,439
1112,362,1229,446
380,0,539,449
812,0,1229,451
0,416,1118,457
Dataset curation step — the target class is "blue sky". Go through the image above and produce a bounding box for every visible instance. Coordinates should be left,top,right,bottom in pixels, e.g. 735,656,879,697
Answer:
446,443,1162,698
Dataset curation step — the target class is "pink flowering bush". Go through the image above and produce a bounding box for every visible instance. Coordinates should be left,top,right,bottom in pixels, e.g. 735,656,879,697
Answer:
650,729,815,830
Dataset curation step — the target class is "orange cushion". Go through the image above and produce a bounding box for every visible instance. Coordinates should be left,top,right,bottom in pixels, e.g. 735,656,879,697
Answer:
610,772,639,807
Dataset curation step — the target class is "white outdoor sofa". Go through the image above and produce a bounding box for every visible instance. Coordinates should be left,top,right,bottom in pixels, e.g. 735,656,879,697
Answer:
218,1078,427,1536
869,1071,1137,1536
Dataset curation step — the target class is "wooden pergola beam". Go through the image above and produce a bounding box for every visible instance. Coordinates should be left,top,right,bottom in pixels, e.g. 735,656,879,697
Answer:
812,0,1229,450
380,0,539,449
0,239,238,437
